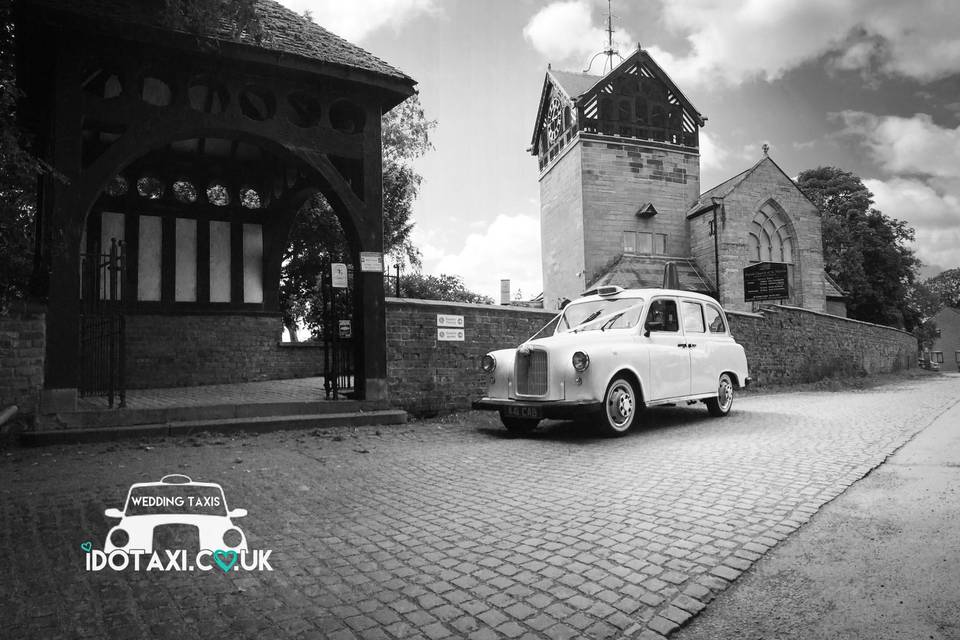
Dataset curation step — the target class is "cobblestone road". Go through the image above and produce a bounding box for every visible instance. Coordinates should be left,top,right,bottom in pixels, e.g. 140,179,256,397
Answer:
2,374,957,640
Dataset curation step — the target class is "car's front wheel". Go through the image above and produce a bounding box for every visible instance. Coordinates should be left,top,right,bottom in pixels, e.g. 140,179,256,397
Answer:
705,373,735,417
500,413,540,434
600,375,639,436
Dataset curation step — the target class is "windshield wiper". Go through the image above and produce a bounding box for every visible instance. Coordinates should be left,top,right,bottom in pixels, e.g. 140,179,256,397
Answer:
572,309,603,332
600,311,625,331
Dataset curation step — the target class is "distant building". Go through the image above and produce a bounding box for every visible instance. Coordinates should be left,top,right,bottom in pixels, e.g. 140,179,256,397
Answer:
530,47,844,314
930,306,960,370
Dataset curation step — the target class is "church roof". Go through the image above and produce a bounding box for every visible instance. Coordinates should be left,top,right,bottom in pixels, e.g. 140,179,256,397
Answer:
588,255,715,295
531,48,705,150
688,155,818,218
823,273,846,299
20,0,414,90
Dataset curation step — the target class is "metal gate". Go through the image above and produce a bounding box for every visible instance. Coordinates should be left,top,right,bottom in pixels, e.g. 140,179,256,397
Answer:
79,238,126,407
320,258,355,398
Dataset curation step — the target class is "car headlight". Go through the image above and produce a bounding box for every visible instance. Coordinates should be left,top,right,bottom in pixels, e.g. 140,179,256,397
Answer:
110,528,129,548
572,351,590,372
481,354,496,372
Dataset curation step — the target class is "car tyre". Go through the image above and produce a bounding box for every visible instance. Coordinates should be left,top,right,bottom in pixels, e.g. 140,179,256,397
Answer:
706,373,735,417
500,413,540,434
600,375,639,437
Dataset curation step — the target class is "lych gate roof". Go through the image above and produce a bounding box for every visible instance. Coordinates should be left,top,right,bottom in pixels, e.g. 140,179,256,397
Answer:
22,0,413,87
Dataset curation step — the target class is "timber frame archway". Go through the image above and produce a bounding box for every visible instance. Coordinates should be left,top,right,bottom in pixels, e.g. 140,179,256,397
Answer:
16,0,416,409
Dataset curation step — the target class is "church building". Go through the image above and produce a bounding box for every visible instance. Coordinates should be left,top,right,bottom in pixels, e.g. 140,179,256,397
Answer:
531,47,843,314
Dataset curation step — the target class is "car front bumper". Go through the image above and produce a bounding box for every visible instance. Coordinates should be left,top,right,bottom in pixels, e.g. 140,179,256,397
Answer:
472,398,603,419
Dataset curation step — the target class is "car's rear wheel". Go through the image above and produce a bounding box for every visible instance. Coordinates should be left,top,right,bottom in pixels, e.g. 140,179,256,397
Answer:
499,413,540,434
600,375,639,437
706,373,735,417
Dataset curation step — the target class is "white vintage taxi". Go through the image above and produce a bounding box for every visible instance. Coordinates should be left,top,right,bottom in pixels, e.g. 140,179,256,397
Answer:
473,286,750,436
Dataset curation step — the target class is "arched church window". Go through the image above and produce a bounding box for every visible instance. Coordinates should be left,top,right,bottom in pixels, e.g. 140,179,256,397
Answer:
173,180,198,204
749,201,794,263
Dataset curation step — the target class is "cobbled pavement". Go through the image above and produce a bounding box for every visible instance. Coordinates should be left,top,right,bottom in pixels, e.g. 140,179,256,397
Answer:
1,374,957,640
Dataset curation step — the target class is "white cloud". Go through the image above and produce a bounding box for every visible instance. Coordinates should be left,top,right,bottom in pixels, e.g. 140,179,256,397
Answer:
698,131,728,171
837,111,960,179
523,1,637,72
866,177,960,270
279,0,438,41
646,0,960,86
414,214,543,303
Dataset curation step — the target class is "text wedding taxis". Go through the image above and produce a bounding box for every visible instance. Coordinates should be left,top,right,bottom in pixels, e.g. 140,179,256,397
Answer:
473,286,750,436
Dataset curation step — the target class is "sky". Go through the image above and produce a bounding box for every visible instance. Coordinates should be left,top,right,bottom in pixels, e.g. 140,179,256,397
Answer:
279,0,960,300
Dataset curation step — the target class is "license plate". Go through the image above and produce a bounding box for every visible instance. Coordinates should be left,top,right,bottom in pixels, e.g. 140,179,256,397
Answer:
503,405,543,419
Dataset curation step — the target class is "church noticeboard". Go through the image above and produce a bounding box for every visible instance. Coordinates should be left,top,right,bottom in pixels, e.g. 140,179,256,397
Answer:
743,262,789,301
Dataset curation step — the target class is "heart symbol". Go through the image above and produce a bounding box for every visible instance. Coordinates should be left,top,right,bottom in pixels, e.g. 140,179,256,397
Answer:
213,549,238,573
80,541,93,553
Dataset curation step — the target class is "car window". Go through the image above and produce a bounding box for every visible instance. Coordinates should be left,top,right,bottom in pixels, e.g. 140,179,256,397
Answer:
644,299,679,332
558,297,644,333
705,305,726,333
682,301,705,333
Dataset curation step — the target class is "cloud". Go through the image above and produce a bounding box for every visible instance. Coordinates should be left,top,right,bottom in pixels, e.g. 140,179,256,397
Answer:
279,0,438,41
836,111,960,179
523,1,637,72
645,1,960,86
865,177,960,270
698,131,728,171
414,214,543,303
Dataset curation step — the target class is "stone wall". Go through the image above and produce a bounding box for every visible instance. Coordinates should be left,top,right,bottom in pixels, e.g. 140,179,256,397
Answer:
728,305,916,385
126,314,324,388
385,299,916,415
385,298,556,416
0,303,45,414
539,141,586,311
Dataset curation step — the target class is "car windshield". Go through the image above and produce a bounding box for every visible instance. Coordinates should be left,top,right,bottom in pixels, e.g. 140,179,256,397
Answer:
558,297,645,333
124,484,228,516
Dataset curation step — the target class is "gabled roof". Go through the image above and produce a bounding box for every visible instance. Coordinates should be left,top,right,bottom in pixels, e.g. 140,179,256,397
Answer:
21,0,415,92
588,255,715,295
530,48,705,150
823,273,846,299
688,155,818,218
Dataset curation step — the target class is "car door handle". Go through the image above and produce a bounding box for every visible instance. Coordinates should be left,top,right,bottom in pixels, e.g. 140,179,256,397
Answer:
688,344,696,348
677,343,687,348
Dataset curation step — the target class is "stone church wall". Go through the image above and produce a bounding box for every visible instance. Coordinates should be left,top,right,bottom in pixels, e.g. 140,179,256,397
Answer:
539,143,586,311
708,160,826,314
0,303,45,414
579,135,700,291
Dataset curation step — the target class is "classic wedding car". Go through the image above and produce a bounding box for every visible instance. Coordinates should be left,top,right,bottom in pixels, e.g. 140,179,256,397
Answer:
473,286,750,436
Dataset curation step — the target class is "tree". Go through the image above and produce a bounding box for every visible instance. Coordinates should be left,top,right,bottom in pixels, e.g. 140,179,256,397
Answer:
400,273,494,305
279,94,437,339
797,167,920,329
925,268,960,308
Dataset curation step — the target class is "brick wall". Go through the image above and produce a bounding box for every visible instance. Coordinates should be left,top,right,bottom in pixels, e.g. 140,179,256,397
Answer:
385,298,556,416
385,299,916,416
126,314,325,388
728,306,915,385
0,303,45,414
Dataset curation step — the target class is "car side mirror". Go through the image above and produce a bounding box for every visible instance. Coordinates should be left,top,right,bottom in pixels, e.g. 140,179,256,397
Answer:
104,508,124,518
229,508,247,518
644,320,664,337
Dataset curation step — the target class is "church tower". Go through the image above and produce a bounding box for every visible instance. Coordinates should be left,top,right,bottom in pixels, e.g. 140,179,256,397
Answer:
531,47,707,309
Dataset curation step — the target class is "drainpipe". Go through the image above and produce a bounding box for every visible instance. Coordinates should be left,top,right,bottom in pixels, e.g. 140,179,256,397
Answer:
710,197,724,300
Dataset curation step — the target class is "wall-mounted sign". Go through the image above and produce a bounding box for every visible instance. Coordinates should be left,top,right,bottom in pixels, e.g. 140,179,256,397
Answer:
437,328,465,341
338,320,351,339
743,262,789,301
436,314,464,328
330,263,348,288
359,252,384,273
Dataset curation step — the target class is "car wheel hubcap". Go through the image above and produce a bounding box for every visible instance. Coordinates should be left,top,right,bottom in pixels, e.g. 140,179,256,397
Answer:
718,377,733,411
607,381,634,429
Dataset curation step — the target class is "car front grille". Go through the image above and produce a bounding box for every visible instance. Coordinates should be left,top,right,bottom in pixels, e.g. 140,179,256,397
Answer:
515,349,548,395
